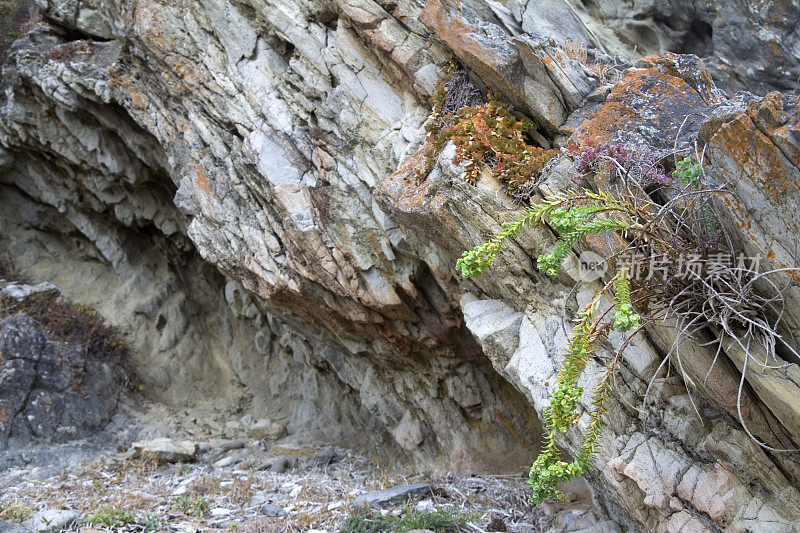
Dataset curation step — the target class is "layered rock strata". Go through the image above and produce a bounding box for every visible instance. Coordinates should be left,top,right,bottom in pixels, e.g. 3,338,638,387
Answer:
2,0,800,530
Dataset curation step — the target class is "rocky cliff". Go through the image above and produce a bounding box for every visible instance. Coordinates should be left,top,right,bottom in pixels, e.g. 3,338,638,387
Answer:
2,0,800,531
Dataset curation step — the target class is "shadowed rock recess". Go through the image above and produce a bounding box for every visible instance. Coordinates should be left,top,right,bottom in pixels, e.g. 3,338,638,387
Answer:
1,0,800,530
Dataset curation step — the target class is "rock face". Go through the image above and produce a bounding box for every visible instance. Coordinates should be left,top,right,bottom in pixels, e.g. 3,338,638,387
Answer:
0,313,123,450
1,0,800,531
542,0,800,94
0,0,541,474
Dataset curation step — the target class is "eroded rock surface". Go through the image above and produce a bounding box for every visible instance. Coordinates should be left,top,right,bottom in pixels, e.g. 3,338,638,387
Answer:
2,0,800,531
0,314,122,449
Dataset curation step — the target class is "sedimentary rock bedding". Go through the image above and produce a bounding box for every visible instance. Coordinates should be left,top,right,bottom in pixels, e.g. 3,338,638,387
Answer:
2,0,800,530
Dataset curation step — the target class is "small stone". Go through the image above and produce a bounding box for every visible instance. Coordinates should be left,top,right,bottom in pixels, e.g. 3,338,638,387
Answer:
270,456,289,473
248,493,268,508
0,281,59,301
23,509,80,532
247,419,287,441
352,483,433,508
0,519,27,533
248,491,287,508
218,440,246,452
414,499,434,511
132,438,197,463
29,466,60,481
259,504,287,517
309,447,339,467
213,454,242,468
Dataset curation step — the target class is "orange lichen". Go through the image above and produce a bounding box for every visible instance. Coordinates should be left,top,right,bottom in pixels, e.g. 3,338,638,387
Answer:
574,67,712,149
715,115,800,205
192,166,215,197
573,102,637,146
381,167,447,217
128,88,147,109
420,0,504,67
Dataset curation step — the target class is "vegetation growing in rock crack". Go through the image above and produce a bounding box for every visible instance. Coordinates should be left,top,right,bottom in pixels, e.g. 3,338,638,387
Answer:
414,63,558,190
456,140,800,503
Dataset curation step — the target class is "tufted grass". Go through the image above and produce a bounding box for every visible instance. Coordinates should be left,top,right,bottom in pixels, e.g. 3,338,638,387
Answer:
342,507,482,533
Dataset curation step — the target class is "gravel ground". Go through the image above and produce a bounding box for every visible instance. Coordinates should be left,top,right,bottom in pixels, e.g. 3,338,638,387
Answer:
0,440,614,533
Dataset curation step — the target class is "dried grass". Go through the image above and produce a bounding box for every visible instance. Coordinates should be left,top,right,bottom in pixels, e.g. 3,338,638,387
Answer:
0,450,546,532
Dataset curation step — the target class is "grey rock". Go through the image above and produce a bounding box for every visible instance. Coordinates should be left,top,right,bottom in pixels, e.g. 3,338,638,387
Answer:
0,282,59,301
248,492,288,509
246,419,287,441
0,520,27,533
258,504,287,517
23,510,80,533
247,493,268,508
132,438,197,463
269,456,290,473
308,447,339,467
462,299,523,367
352,483,434,508
0,314,123,450
28,466,61,481
215,441,245,453
213,454,242,468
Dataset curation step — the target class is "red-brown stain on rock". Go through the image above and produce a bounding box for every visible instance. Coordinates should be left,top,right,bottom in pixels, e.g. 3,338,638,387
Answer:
193,165,215,198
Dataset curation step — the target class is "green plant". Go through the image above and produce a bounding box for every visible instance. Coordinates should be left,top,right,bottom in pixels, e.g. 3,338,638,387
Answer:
85,507,135,528
456,189,655,502
456,139,800,503
0,500,33,522
456,189,636,279
141,513,162,531
416,69,557,190
342,510,393,533
342,507,480,533
673,156,702,187
172,495,210,518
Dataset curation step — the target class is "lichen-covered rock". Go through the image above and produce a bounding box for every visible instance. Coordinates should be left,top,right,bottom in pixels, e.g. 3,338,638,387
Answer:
571,62,716,151
534,0,800,94
419,0,598,134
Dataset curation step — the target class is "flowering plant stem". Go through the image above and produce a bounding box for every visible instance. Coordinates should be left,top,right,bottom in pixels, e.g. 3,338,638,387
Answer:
456,190,643,503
